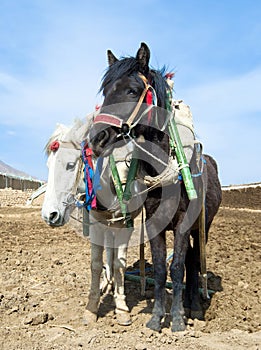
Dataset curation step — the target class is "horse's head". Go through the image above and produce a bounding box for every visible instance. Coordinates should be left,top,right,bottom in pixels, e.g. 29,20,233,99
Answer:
41,119,89,226
89,42,170,159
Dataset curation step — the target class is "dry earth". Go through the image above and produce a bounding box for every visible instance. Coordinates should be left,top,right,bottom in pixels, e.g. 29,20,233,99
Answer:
0,186,260,349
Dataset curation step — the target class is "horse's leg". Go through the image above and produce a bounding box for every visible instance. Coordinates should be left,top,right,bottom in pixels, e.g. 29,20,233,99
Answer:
146,231,167,332
113,244,131,325
169,228,190,332
100,243,114,295
183,232,203,320
183,241,193,318
83,242,103,324
113,230,132,326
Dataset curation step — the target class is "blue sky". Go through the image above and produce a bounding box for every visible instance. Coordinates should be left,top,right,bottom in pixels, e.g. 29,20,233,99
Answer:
0,0,260,185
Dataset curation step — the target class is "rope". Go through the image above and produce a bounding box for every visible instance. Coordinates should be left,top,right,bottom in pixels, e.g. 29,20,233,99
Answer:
129,135,169,167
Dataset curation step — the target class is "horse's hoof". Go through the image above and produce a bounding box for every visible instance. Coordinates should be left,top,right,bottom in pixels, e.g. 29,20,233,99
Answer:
171,317,186,332
146,316,162,332
83,309,97,325
184,307,191,319
116,312,132,326
190,309,204,320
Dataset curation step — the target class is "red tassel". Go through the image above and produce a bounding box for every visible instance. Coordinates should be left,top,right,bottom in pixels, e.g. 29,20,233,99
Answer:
84,146,94,169
165,72,175,79
146,90,153,105
146,90,153,124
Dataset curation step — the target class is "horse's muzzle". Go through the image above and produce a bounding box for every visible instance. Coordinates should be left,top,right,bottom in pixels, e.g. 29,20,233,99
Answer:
42,210,64,227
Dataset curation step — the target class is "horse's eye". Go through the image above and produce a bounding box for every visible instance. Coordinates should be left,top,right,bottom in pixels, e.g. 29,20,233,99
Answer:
127,88,137,96
66,162,76,170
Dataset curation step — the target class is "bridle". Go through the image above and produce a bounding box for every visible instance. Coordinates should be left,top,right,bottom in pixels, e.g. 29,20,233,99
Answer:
48,139,84,208
93,73,156,137
92,71,174,175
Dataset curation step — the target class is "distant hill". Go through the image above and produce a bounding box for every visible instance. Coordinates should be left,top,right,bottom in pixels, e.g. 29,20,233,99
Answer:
0,160,36,179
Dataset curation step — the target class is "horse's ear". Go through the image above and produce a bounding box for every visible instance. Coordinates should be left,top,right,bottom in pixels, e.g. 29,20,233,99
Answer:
136,42,150,73
107,50,118,66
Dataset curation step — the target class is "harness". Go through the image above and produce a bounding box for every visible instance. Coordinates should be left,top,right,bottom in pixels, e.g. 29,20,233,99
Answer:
92,72,198,200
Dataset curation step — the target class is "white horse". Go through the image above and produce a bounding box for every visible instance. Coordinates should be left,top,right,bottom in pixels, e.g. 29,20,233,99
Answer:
42,115,142,326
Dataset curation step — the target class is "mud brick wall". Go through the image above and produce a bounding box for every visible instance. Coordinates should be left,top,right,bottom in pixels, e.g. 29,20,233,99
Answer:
0,189,43,207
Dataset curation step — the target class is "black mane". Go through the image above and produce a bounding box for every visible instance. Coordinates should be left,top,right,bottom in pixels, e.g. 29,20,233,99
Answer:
100,57,169,108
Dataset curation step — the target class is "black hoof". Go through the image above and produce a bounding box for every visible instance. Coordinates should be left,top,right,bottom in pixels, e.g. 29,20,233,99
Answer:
146,316,162,332
190,309,204,320
171,315,186,332
184,307,191,319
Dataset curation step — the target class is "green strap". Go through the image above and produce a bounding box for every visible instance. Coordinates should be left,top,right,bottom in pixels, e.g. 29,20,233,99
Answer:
166,91,197,200
123,154,139,202
109,155,134,228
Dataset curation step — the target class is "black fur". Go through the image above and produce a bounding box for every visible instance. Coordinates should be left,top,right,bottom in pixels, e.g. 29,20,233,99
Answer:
90,43,222,332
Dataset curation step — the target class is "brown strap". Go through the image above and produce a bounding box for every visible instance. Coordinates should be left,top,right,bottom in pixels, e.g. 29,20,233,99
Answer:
126,73,150,127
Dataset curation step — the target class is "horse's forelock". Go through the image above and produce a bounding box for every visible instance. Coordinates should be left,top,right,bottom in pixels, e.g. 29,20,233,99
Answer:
44,124,70,156
45,118,87,157
100,57,139,93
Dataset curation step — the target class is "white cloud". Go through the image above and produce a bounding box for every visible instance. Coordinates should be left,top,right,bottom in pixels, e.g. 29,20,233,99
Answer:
177,67,261,121
0,72,24,92
6,130,16,136
0,68,102,128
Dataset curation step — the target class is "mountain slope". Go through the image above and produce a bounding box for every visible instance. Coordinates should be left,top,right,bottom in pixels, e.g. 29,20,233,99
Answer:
0,160,34,179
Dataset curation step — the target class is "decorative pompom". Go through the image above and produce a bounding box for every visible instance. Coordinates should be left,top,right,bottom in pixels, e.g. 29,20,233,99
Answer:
50,141,60,152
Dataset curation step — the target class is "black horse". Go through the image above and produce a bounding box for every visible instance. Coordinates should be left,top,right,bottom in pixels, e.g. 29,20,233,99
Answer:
89,43,222,332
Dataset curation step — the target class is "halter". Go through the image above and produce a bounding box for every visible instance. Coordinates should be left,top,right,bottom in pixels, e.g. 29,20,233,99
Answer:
49,139,84,206
93,73,156,136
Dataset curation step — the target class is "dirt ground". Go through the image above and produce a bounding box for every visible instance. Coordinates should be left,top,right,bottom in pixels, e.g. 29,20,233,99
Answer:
0,186,260,350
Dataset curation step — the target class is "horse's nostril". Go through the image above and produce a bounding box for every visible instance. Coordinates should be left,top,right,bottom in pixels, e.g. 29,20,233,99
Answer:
97,129,110,145
49,211,60,224
97,131,106,142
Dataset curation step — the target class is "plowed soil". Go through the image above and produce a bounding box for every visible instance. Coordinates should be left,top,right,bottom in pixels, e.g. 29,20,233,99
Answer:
0,187,260,349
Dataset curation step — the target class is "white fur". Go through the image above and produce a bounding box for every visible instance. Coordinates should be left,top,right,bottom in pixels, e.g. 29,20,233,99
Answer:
42,114,134,325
